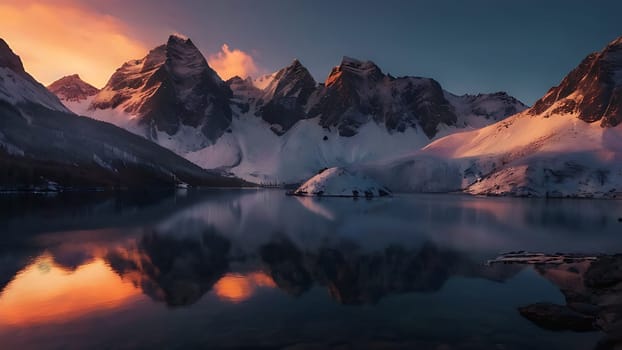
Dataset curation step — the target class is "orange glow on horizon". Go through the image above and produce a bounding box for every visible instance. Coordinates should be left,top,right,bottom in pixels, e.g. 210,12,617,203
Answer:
0,254,142,326
0,0,147,88
213,272,276,303
0,1,262,87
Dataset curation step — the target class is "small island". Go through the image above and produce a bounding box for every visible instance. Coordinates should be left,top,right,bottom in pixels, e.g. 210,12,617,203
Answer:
289,167,392,198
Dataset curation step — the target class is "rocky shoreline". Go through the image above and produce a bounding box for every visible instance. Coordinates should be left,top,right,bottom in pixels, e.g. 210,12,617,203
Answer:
489,252,622,349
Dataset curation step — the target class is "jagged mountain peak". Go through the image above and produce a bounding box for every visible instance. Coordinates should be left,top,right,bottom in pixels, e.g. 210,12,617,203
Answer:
325,56,384,87
529,35,622,127
339,56,378,68
253,59,317,135
274,59,311,79
165,39,222,88
265,58,316,97
0,38,25,74
168,33,191,43
0,38,68,112
48,74,99,102
606,35,622,50
88,35,232,150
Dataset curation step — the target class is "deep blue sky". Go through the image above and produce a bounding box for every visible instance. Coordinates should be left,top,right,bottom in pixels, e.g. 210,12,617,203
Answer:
83,0,622,104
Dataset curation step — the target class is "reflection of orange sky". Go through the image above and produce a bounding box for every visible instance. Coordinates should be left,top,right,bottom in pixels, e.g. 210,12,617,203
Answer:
460,198,514,220
214,272,275,303
0,254,142,326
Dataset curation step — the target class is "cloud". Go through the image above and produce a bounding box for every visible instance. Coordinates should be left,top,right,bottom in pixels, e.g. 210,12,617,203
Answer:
0,0,147,87
208,44,259,80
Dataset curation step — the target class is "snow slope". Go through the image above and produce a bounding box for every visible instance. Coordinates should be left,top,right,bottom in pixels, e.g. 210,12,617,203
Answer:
366,36,622,198
185,109,433,184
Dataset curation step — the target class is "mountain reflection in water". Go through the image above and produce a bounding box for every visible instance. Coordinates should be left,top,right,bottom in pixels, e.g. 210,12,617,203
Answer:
1,190,622,349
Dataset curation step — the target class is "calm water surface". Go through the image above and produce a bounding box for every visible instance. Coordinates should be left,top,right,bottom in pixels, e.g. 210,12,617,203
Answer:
1,190,621,349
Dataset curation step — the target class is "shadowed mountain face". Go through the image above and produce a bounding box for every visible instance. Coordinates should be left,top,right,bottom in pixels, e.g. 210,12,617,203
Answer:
0,39,25,75
90,35,233,147
254,59,317,135
529,37,622,127
242,57,525,138
308,57,458,137
0,39,69,113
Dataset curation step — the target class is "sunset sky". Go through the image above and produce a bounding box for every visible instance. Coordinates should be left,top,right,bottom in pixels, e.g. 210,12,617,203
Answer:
1,0,621,104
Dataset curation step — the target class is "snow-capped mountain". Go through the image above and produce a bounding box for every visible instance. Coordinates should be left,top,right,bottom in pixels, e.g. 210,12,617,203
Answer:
213,57,525,183
0,38,244,190
0,40,69,113
232,56,526,139
88,34,232,153
368,35,622,198
255,59,317,135
57,35,525,184
226,59,317,135
47,74,99,115
309,57,457,138
48,74,99,102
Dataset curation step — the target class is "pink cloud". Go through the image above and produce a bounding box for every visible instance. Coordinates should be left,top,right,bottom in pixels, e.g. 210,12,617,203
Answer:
208,44,259,80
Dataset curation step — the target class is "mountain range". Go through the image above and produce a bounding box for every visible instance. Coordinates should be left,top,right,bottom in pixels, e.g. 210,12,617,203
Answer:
48,34,526,184
0,38,245,190
6,32,622,196
365,36,622,198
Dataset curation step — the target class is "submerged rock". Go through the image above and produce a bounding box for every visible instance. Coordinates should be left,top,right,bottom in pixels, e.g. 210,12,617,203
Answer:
290,167,391,198
490,253,622,347
518,303,596,332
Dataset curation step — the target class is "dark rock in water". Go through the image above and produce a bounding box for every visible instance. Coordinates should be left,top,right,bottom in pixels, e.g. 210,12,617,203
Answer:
499,253,622,348
518,303,596,332
584,254,622,288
